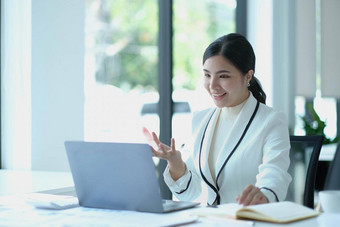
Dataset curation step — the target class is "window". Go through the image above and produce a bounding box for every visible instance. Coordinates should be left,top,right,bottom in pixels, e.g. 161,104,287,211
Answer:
0,0,238,187
84,0,237,149
1,0,32,169
172,0,236,147
84,0,158,143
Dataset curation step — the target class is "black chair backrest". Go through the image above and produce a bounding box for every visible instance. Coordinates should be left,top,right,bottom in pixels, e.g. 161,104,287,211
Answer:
324,143,340,190
289,135,324,208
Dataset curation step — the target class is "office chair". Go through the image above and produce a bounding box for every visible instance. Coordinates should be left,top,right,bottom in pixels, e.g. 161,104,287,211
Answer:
324,143,340,190
287,135,324,208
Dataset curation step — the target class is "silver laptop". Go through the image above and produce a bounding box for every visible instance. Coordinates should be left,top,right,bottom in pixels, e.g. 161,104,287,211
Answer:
64,141,199,213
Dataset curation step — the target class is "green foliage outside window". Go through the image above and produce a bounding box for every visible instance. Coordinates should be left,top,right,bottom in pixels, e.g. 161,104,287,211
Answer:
87,0,235,93
89,0,158,91
301,102,339,144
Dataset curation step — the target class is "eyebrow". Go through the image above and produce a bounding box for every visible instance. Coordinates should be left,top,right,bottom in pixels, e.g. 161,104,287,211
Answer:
203,69,231,74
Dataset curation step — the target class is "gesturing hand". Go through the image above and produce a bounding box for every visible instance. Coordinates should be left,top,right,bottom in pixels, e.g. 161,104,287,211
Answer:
236,185,269,206
142,127,186,181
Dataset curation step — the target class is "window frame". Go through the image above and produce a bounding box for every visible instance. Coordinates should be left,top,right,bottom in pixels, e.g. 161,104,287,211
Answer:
0,0,2,169
157,0,246,199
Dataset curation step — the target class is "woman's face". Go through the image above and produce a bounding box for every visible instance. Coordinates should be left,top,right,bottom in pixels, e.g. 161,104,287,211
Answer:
203,55,252,108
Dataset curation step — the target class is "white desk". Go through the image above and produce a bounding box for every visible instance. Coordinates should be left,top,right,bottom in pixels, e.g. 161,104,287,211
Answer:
0,200,338,226
192,212,339,227
0,169,74,196
0,170,339,226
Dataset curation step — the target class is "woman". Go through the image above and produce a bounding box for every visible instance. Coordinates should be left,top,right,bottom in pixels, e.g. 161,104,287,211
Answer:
143,33,291,206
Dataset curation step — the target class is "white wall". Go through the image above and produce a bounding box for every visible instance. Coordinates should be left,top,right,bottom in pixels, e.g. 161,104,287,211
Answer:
321,0,340,98
271,0,296,132
247,0,296,131
1,0,32,169
247,0,273,106
296,0,316,98
31,0,85,171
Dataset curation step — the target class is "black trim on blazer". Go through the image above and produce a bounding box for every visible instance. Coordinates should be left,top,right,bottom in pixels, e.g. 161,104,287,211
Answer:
260,187,279,202
175,171,192,194
198,109,219,203
199,101,260,205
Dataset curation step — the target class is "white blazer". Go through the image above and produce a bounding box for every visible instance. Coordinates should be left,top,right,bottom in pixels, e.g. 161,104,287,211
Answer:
164,93,292,205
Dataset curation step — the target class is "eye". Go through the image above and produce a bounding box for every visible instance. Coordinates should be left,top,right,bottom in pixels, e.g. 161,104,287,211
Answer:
204,73,211,78
220,74,230,78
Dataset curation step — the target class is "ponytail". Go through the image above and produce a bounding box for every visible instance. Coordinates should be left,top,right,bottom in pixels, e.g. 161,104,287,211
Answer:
249,76,266,104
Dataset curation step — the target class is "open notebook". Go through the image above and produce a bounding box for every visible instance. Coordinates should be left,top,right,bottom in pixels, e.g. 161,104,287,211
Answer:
65,141,199,213
191,201,320,223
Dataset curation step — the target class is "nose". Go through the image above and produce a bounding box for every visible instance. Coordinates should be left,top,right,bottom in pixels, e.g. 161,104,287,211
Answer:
209,77,220,90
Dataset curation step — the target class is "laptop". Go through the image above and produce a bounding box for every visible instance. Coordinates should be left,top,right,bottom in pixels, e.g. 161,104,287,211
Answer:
64,141,199,213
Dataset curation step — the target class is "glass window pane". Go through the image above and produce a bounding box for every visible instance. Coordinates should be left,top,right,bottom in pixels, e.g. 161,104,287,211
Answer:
172,0,236,147
85,0,158,143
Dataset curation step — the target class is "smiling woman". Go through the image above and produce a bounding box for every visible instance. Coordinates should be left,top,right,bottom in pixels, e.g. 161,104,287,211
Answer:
144,33,292,206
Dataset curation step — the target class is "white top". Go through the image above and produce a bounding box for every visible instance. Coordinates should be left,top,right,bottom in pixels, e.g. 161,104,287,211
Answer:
208,101,246,182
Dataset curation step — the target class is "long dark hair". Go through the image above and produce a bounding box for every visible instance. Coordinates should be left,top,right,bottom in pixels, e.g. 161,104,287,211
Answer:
203,33,266,104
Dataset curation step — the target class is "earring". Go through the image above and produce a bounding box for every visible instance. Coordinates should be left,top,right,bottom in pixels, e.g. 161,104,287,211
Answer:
247,82,250,87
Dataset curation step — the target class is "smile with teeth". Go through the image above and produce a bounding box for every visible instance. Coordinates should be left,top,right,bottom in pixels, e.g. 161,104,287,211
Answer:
212,93,226,100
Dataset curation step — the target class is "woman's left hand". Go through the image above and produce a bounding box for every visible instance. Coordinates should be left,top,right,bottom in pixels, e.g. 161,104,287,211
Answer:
236,185,269,206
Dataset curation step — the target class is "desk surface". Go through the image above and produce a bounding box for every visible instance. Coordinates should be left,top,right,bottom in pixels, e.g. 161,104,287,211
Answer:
0,170,339,226
0,169,74,196
0,198,338,227
195,213,338,227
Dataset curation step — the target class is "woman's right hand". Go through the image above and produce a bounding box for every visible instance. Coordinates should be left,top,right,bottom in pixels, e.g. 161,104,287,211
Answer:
142,127,186,181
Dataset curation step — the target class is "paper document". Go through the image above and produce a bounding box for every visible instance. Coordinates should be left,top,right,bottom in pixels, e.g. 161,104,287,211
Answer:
0,193,198,226
25,193,79,209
